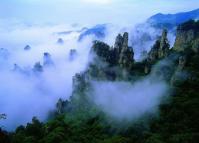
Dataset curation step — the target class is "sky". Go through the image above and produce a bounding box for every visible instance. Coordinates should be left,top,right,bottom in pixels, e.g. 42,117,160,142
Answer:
0,0,199,25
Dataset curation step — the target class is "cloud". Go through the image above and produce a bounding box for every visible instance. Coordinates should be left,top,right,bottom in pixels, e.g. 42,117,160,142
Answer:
89,59,174,122
0,21,133,130
90,80,168,121
0,23,93,130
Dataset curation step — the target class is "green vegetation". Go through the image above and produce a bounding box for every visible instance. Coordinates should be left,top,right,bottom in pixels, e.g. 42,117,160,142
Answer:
178,20,199,31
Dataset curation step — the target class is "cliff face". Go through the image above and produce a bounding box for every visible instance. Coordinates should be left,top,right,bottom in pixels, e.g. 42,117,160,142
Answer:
174,20,199,53
147,29,170,63
43,52,54,67
118,32,134,69
169,20,199,86
92,32,134,69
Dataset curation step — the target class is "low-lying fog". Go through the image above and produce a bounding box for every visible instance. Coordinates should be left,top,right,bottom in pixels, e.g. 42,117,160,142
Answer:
0,10,176,130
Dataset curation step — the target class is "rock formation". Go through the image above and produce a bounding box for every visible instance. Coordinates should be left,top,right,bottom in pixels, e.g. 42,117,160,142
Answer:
70,72,90,110
92,32,134,69
69,49,78,61
114,34,123,53
118,32,134,69
43,52,54,67
57,38,64,44
33,62,43,73
173,20,199,53
158,29,170,58
24,45,31,51
147,29,170,63
170,20,199,85
56,98,69,114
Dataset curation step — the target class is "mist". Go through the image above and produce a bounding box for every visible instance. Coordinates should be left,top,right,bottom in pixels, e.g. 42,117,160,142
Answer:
0,23,94,130
0,15,177,130
90,59,172,121
0,21,142,130
129,23,176,60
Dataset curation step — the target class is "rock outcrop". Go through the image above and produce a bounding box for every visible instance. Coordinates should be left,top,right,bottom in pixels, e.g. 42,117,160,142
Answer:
170,20,199,85
118,32,134,69
70,72,90,110
57,38,64,44
147,29,170,63
92,32,134,69
69,49,78,61
173,20,199,53
56,98,69,114
43,52,54,67
158,29,170,58
33,62,43,73
24,45,31,51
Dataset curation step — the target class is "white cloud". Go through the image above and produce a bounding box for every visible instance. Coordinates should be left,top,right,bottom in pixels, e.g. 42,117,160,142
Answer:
0,23,93,130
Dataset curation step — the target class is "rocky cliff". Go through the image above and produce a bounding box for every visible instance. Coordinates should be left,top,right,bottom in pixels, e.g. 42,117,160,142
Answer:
147,29,170,63
174,20,199,53
92,32,134,69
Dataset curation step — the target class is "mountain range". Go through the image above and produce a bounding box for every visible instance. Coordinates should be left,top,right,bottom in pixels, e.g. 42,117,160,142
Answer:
147,8,199,29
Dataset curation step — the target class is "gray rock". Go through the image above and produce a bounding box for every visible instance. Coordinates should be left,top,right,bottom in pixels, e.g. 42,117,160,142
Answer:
159,29,170,58
118,32,134,69
24,45,31,51
43,52,54,67
69,49,78,61
147,29,170,62
57,38,64,44
33,62,43,72
173,20,199,53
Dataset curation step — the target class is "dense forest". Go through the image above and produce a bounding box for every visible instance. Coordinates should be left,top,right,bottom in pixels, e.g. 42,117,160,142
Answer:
0,20,199,143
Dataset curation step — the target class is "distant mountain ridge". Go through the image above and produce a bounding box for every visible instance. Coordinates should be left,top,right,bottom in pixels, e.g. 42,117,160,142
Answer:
147,8,199,29
77,8,199,44
78,24,107,41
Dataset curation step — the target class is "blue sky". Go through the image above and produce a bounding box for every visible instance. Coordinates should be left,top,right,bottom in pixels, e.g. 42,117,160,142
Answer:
0,0,199,25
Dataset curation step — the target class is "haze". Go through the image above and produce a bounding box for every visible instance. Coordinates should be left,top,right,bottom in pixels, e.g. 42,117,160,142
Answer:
0,0,199,25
